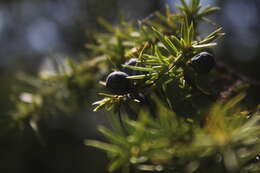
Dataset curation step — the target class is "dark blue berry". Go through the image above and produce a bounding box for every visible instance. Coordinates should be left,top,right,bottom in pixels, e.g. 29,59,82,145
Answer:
122,58,138,75
106,71,132,95
190,52,216,74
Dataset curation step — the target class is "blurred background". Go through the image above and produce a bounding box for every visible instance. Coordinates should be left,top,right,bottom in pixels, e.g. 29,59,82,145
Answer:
0,0,259,173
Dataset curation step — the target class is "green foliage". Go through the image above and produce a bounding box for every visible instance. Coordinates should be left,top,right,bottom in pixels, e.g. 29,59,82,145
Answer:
87,95,260,172
176,0,220,25
8,0,260,172
11,56,106,130
92,0,224,114
85,0,260,172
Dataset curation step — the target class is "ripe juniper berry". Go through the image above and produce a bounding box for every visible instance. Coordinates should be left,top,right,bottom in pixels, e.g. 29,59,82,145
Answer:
190,52,216,74
106,71,132,95
122,58,138,75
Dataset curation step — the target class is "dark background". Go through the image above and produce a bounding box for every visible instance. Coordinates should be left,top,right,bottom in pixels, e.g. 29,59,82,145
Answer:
0,0,259,173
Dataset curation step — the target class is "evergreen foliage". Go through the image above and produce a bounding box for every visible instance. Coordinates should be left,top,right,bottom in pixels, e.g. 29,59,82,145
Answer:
9,0,260,173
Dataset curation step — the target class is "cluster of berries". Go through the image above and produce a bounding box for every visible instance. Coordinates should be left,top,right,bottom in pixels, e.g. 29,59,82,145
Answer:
105,52,215,95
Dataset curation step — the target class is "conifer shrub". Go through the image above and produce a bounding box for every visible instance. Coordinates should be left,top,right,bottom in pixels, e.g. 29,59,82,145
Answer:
10,0,260,173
